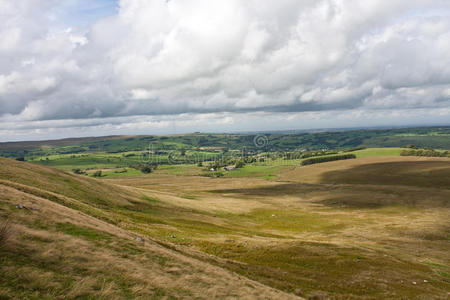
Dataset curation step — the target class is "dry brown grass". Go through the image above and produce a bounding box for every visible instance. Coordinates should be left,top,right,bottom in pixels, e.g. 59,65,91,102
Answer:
107,156,450,298
1,156,449,299
0,218,11,248
0,157,299,299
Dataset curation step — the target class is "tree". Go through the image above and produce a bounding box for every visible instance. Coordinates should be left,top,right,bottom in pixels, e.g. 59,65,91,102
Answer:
93,171,102,177
235,160,245,168
301,154,356,166
140,166,152,174
72,168,84,175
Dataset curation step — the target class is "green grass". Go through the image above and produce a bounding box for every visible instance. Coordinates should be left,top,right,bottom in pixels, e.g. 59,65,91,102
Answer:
224,165,288,178
196,240,445,299
353,147,403,158
55,223,112,242
87,168,143,178
226,209,346,233
157,164,203,176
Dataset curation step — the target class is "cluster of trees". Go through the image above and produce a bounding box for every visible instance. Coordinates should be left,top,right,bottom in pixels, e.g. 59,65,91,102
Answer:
301,154,356,166
92,170,103,177
283,150,338,160
342,146,366,153
205,156,253,170
129,163,159,174
206,158,233,170
400,149,450,157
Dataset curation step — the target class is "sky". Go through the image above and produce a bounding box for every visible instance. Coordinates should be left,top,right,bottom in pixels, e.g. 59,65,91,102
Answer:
0,0,450,141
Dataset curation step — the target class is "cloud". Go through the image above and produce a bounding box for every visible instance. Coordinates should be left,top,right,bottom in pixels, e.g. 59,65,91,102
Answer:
0,0,449,140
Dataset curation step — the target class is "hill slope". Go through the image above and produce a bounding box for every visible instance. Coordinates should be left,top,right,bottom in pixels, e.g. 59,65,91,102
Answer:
0,158,297,299
1,156,449,299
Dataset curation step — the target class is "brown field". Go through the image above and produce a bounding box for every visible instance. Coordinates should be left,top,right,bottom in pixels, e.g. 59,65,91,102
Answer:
1,156,449,299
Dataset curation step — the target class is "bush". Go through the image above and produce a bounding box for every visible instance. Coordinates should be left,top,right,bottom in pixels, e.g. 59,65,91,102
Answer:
15,157,25,161
201,171,224,178
235,160,245,168
93,171,103,177
301,154,356,166
404,144,418,149
400,149,449,157
0,219,11,248
140,166,152,174
72,168,85,174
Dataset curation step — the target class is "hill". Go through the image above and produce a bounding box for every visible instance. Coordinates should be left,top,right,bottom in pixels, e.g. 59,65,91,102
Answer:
1,126,449,160
0,157,296,299
1,155,449,299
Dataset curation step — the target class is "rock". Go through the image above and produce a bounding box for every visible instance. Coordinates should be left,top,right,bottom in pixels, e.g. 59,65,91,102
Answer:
136,237,145,243
170,234,176,238
423,279,428,283
167,267,181,274
308,294,325,300
294,288,303,296
16,204,25,209
412,281,417,285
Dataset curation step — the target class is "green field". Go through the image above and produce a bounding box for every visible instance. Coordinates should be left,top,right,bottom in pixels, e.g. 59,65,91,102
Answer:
0,127,448,180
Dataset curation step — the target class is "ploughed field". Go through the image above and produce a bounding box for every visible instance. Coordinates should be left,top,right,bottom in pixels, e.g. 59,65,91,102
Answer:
0,155,449,299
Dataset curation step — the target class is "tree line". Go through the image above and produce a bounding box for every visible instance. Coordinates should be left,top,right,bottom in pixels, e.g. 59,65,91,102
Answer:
301,154,356,166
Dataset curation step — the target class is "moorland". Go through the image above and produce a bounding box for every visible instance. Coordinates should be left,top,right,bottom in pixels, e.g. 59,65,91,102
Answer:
0,126,449,299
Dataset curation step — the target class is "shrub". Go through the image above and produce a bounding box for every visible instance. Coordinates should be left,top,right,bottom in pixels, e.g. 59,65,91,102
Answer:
72,168,85,174
235,160,245,168
404,144,418,149
301,154,356,166
140,166,152,174
401,149,449,157
93,171,103,177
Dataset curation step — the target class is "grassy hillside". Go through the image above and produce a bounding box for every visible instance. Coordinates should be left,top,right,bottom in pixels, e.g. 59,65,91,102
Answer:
0,158,295,299
1,155,449,299
109,156,450,299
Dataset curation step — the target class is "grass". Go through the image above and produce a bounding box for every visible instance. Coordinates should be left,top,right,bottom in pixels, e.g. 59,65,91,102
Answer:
87,168,143,178
196,240,448,299
225,209,345,233
55,223,112,242
224,165,288,178
0,219,11,248
0,162,289,299
353,147,403,158
321,160,450,189
1,154,450,299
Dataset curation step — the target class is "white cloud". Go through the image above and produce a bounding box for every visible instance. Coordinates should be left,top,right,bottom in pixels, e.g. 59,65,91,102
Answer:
0,0,449,140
